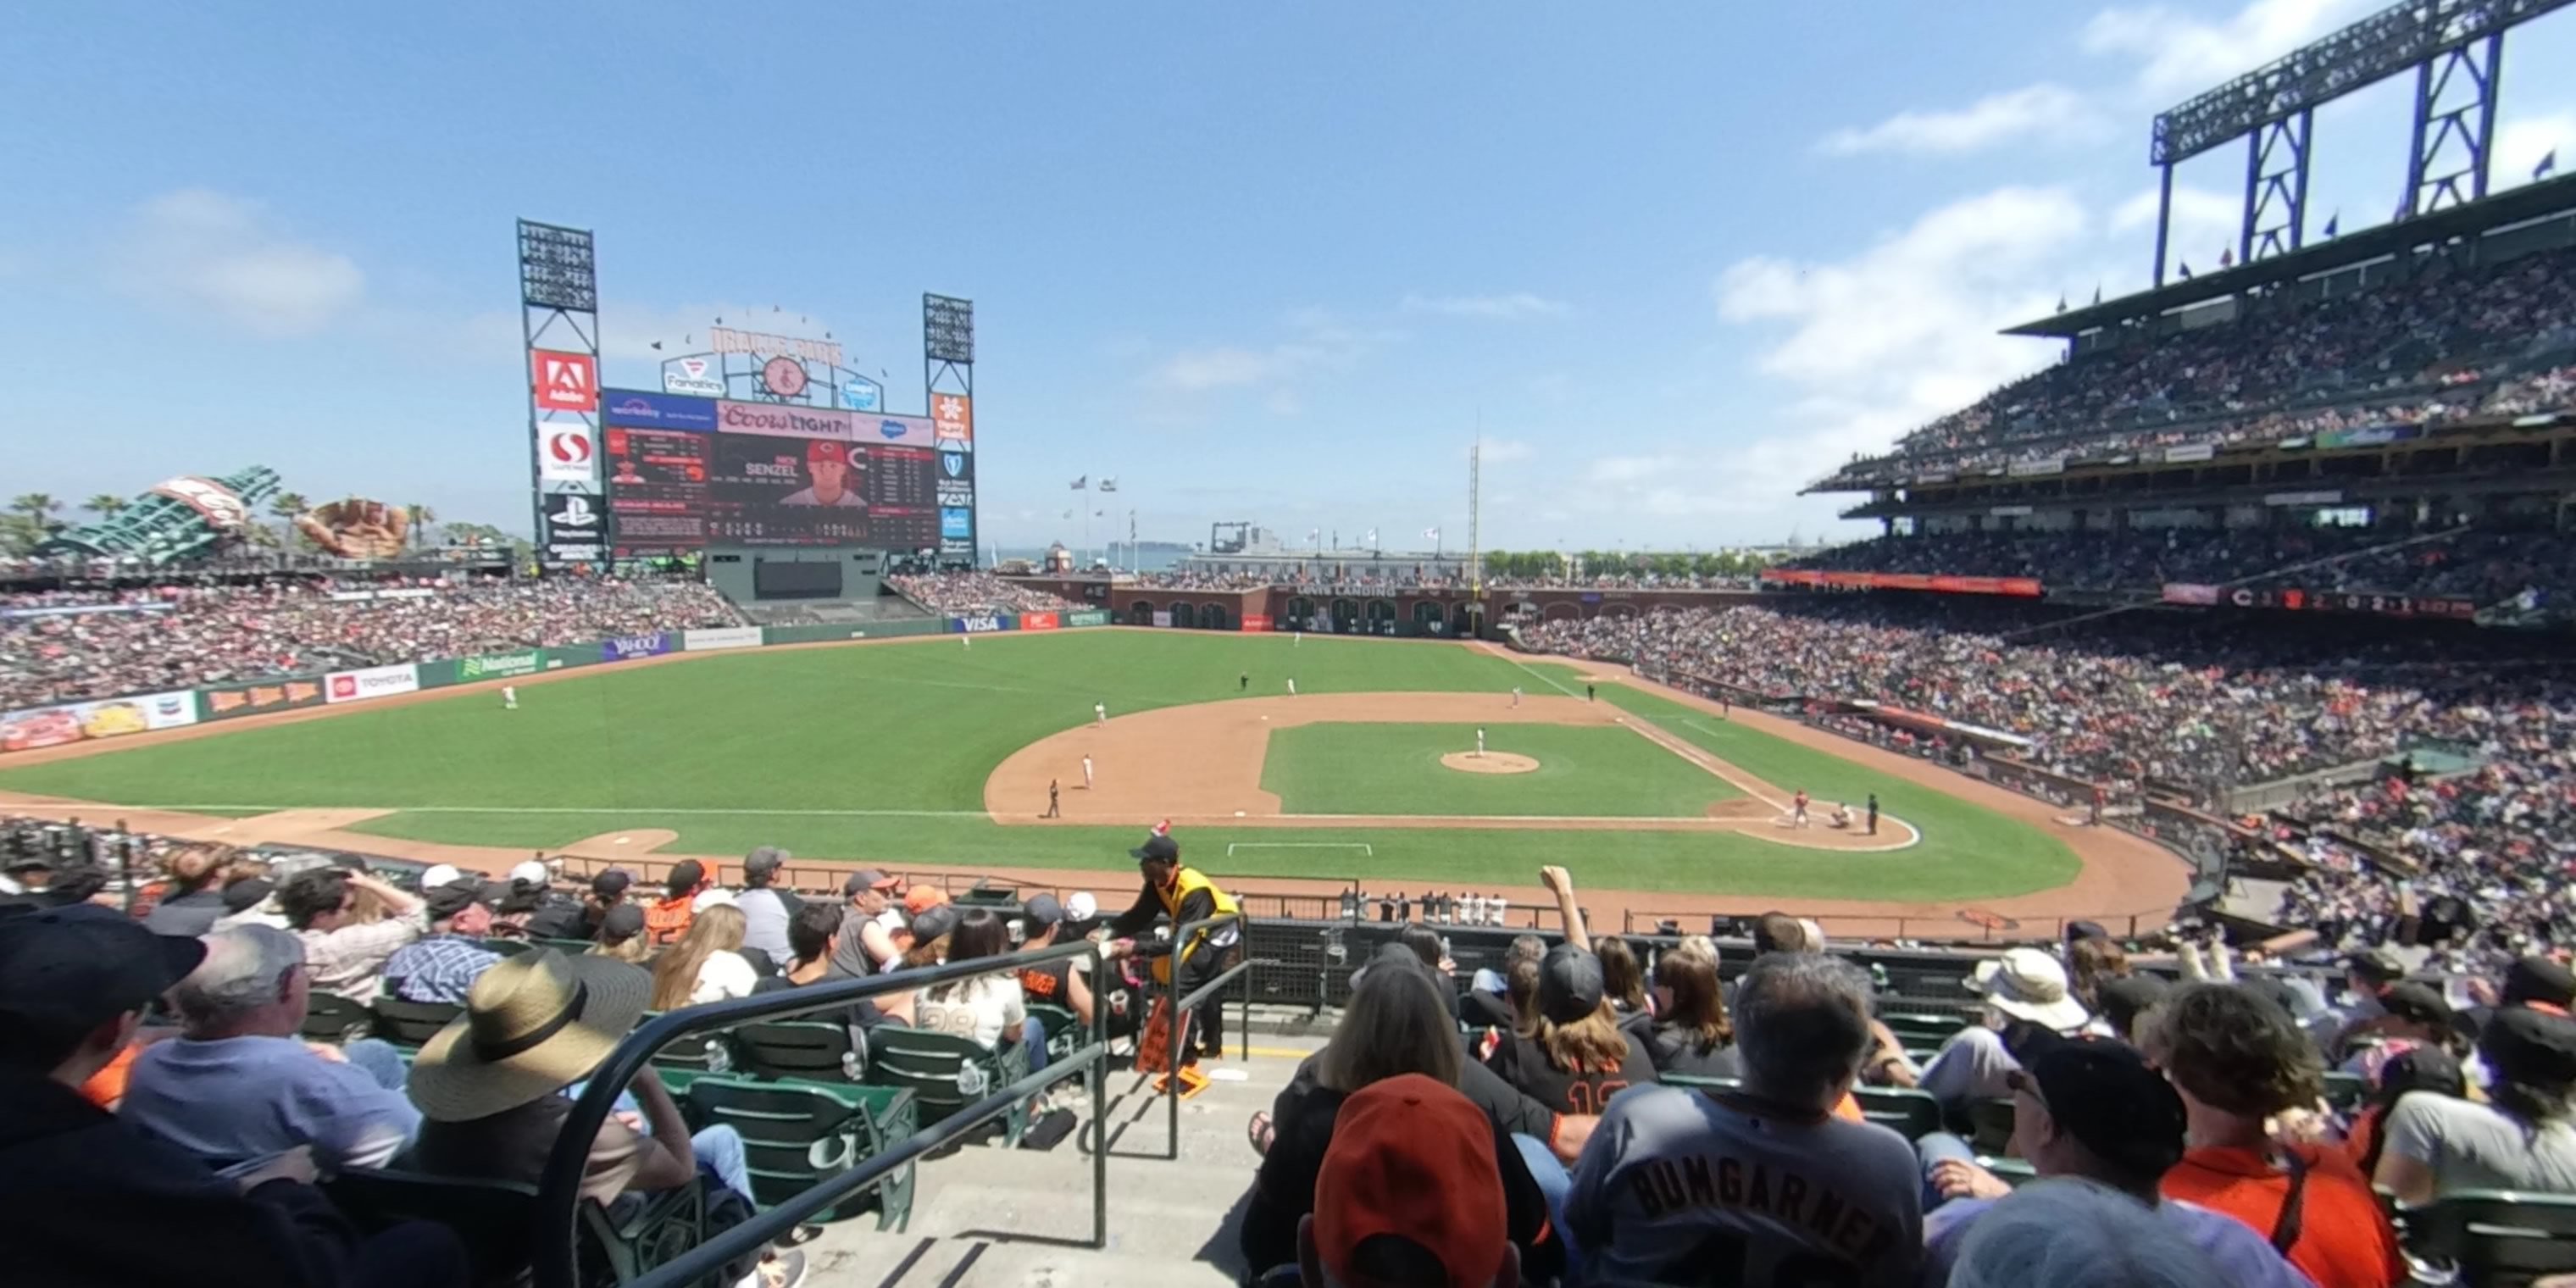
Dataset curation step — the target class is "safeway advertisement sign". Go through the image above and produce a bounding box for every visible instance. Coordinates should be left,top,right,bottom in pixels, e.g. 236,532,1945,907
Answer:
541,425,596,483
533,350,598,412
325,663,421,704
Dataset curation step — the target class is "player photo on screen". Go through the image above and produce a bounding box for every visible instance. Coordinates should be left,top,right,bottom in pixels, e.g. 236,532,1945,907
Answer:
708,433,869,544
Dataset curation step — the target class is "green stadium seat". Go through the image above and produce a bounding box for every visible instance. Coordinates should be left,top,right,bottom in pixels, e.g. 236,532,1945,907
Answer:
1026,1002,1088,1064
733,1020,864,1084
864,1027,1030,1146
2404,1190,2576,1285
1661,1074,1744,1094
300,991,375,1045
1968,1097,2017,1155
485,938,540,958
539,937,597,956
684,1077,918,1230
1852,1086,1944,1141
1881,1013,1968,1047
325,1163,715,1287
371,997,463,1048
641,1012,739,1083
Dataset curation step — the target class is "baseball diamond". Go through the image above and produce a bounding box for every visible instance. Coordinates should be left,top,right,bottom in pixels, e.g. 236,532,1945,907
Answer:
0,629,2185,926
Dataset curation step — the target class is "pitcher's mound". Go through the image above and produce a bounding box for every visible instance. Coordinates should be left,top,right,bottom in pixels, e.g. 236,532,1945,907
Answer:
1442,752,1539,774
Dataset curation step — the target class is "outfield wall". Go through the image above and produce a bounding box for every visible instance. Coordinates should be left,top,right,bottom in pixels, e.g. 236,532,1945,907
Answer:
0,608,1115,756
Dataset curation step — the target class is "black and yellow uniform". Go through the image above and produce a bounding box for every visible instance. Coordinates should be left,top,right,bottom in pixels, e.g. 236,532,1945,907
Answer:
1108,837,1243,1061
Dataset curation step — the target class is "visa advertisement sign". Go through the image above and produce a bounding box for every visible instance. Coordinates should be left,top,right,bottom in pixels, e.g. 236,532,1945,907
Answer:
950,614,1013,634
601,390,719,431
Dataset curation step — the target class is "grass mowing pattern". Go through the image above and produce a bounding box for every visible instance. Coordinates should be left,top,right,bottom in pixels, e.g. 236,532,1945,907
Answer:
0,634,2080,899
1259,723,1740,817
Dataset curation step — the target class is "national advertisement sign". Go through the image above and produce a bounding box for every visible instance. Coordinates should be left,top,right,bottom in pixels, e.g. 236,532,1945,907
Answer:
326,663,420,705
683,626,763,651
203,676,328,721
1019,611,1060,632
950,614,1012,634
601,390,719,431
2,690,198,755
602,632,674,661
459,650,542,681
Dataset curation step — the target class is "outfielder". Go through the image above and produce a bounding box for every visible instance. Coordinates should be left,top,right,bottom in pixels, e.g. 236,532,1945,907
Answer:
1287,678,1297,697
1082,754,1095,790
502,685,518,711
1095,702,1108,727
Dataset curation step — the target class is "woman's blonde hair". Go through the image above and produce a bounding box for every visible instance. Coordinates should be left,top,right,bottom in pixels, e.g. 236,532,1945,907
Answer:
649,904,747,1010
1315,963,1460,1093
589,934,652,965
1540,1001,1632,1074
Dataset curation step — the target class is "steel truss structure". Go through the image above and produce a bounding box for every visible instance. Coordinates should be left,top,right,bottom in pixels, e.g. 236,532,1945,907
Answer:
2147,0,2571,286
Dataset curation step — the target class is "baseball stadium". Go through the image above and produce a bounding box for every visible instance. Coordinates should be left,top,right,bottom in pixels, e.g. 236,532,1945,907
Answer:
9,5,2576,1287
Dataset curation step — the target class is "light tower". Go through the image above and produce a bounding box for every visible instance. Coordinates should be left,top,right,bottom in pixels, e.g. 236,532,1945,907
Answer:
1468,438,1482,594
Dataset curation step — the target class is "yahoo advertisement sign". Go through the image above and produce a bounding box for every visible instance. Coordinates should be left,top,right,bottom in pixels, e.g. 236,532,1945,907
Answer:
601,632,674,662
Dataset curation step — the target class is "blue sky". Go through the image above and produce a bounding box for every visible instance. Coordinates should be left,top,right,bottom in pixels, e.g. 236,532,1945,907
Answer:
6,0,2573,551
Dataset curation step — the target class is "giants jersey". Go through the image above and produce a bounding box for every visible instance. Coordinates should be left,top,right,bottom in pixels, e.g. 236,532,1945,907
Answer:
1567,1084,1922,1287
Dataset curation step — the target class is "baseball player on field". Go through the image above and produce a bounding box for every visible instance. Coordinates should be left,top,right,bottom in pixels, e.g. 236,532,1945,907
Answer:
1287,678,1297,697
1095,702,1108,727
1511,686,1522,708
1082,754,1095,790
1474,727,1486,758
1790,789,1811,828
502,686,518,711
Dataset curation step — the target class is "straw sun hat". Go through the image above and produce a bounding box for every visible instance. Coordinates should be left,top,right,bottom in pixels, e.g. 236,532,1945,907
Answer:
407,948,652,1122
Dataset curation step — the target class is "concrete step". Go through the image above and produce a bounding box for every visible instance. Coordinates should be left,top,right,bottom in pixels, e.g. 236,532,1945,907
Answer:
802,1229,1240,1288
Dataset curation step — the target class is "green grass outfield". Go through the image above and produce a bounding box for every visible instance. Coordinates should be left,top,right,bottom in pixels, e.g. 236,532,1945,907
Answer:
0,632,2079,899
1259,723,1740,817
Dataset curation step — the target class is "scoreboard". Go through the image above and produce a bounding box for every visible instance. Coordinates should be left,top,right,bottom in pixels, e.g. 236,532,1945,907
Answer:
600,391,968,557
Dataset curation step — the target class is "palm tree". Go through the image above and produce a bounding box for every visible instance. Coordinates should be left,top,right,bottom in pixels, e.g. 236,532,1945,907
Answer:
408,503,436,550
83,493,128,523
268,491,308,548
12,493,61,530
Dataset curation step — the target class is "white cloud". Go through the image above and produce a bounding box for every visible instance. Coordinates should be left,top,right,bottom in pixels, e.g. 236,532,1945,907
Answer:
1141,310,1399,397
1818,84,2107,157
1400,291,1568,319
115,189,364,336
2082,0,2373,99
1480,438,1534,464
2497,110,2576,190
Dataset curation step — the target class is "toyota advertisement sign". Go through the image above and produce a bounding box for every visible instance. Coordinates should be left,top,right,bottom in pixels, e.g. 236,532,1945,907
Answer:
325,663,421,705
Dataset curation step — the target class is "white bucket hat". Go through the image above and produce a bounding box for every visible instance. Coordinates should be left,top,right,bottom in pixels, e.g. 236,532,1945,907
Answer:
1966,947,2090,1032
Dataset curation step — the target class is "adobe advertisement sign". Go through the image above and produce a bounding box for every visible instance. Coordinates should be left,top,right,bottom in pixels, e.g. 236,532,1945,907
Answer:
532,350,599,412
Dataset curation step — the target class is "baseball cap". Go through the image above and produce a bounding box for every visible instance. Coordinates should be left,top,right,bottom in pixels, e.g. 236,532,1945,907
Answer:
2504,956,2576,1011
2381,981,2452,1029
1023,893,1064,929
908,904,961,946
807,440,848,464
2065,920,2112,945
598,903,647,943
0,904,208,1031
2482,1006,2576,1088
2012,1038,2187,1180
903,886,951,916
420,863,463,890
1311,1074,1508,1288
2095,974,2171,1035
2346,948,2404,986
424,880,491,922
743,847,787,878
843,869,902,897
1539,943,1606,1025
1130,834,1180,864
665,859,706,897
591,869,633,900
691,886,738,913
509,859,551,887
220,877,274,914
1968,947,2090,1032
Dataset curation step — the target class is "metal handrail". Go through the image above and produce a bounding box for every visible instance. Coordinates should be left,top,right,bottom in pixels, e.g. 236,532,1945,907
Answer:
1158,911,1249,1158
533,938,1110,1288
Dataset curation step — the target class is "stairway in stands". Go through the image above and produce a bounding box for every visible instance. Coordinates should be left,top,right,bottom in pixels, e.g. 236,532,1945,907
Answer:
802,1041,1307,1286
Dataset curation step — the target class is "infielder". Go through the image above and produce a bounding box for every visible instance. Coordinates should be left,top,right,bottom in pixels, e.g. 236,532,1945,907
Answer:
1082,754,1095,790
1511,686,1523,708
502,685,518,711
1287,678,1297,697
1095,702,1108,727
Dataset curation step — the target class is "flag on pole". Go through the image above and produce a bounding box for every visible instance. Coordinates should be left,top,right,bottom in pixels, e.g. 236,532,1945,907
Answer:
2218,247,2233,268
1098,478,1118,492
2178,261,2193,279
2056,294,2067,314
1423,527,1441,541
1364,528,1377,544
1069,475,1086,490
2538,150,2559,180
2322,214,2340,238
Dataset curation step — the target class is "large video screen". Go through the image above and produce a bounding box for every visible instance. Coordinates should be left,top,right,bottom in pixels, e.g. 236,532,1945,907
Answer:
601,392,971,556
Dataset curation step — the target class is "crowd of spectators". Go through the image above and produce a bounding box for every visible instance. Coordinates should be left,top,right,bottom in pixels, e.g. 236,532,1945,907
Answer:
1524,597,2576,974
1814,242,2576,488
2,575,744,709
1784,525,2576,606
887,571,1082,616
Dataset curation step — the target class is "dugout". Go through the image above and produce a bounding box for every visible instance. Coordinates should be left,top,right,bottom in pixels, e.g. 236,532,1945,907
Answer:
702,543,885,604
